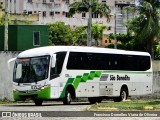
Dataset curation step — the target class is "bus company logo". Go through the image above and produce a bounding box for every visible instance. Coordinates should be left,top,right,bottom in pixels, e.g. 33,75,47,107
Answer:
100,74,109,81
110,75,130,81
2,112,12,118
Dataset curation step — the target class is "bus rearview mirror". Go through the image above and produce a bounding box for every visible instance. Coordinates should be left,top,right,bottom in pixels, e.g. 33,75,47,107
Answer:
51,54,56,68
8,57,16,70
16,64,22,79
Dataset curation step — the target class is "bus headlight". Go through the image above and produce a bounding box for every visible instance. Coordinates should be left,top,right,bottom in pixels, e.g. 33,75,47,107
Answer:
13,89,17,92
40,85,50,90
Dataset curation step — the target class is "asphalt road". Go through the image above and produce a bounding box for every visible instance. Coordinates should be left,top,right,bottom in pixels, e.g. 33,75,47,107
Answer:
0,101,160,120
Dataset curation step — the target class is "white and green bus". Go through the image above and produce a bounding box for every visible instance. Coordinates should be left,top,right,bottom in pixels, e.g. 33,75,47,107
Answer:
11,46,152,105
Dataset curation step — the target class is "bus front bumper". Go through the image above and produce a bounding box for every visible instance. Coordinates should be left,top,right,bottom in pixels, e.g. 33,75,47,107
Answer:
13,87,51,101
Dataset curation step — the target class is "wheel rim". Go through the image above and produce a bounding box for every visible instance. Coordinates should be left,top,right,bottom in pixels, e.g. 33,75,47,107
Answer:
67,92,71,103
121,91,127,101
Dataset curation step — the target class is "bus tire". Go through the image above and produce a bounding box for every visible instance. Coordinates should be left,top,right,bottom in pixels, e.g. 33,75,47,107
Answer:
63,90,72,105
113,88,128,102
34,99,43,106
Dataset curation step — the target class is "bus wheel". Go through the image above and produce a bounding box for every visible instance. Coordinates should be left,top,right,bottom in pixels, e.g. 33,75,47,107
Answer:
34,99,43,106
113,88,128,102
63,90,72,105
120,88,128,101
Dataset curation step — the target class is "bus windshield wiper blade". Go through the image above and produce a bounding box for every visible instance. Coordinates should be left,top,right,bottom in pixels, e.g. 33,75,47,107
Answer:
18,78,21,85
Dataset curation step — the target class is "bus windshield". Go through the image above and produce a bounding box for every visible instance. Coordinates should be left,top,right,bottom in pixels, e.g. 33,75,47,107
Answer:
13,56,50,84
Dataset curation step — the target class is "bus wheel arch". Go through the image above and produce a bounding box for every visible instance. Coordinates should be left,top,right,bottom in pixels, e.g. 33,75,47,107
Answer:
63,85,76,105
113,84,129,102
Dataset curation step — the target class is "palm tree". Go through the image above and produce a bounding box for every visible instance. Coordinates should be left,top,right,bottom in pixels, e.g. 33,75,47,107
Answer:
126,0,160,58
92,23,107,46
68,0,110,46
68,0,110,17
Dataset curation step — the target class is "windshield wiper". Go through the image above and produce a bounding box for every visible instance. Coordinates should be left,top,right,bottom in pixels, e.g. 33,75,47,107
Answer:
18,78,21,86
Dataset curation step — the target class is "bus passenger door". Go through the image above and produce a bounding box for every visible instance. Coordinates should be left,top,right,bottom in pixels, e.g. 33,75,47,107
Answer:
50,52,67,99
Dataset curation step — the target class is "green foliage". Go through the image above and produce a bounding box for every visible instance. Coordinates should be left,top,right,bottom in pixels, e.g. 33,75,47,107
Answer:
48,22,73,45
106,33,146,51
92,23,107,46
0,15,5,26
23,20,33,25
0,15,12,26
12,19,18,25
88,100,160,111
48,22,108,46
72,26,87,45
0,5,2,9
126,0,160,57
68,0,110,19
155,44,160,59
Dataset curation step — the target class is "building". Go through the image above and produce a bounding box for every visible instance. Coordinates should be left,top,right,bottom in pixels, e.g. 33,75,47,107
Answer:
0,25,49,51
0,0,135,47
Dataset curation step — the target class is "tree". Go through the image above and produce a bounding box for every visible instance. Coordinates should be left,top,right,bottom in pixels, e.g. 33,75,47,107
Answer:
48,22,73,45
68,0,110,18
0,15,11,25
48,22,107,46
91,22,107,46
72,26,87,45
106,33,145,51
126,0,160,58
68,0,110,46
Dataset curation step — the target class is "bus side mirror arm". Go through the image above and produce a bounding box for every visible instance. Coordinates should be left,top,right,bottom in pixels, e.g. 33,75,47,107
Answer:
8,58,16,70
51,54,56,68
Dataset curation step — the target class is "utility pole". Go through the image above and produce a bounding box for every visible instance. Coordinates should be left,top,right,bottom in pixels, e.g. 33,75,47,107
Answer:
114,14,117,49
4,0,8,51
87,0,92,46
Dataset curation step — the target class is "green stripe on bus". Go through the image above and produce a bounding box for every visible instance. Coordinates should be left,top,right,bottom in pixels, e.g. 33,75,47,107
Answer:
59,71,102,98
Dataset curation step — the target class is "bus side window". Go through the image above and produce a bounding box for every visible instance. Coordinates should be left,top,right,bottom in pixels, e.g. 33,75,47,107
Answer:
50,52,67,80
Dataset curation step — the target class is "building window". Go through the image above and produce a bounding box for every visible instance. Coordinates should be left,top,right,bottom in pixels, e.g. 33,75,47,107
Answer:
43,0,46,3
28,11,32,14
102,0,106,3
42,11,46,17
82,12,86,18
105,40,107,43
109,40,111,43
33,32,40,46
62,11,66,15
65,12,69,17
50,0,54,2
50,11,54,16
108,26,111,30
66,0,69,4
55,11,60,14
28,0,32,2
92,13,98,18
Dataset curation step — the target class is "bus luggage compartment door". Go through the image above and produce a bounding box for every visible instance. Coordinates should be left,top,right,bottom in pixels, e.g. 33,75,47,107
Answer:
99,83,113,96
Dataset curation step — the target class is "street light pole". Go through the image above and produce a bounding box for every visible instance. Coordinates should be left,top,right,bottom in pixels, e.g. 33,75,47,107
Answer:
87,0,92,46
114,14,117,49
4,0,8,51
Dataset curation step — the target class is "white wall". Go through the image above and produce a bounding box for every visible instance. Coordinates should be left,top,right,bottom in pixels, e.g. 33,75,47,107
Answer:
0,52,19,101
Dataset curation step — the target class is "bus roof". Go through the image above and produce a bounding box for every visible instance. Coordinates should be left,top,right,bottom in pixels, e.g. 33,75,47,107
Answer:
17,46,150,58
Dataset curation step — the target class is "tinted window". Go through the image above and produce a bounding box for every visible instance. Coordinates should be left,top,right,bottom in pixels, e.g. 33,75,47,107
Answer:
50,52,67,79
67,52,151,71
